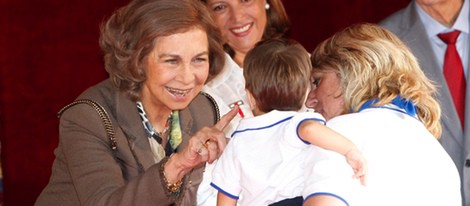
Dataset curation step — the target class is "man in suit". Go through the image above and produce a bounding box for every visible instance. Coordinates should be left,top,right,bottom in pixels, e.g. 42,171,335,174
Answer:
380,0,469,205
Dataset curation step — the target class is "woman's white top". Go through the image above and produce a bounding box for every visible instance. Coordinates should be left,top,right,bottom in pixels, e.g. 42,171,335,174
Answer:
303,106,462,206
203,52,253,134
212,110,325,205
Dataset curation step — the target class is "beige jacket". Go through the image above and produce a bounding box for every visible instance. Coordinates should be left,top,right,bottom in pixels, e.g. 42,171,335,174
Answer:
35,79,218,206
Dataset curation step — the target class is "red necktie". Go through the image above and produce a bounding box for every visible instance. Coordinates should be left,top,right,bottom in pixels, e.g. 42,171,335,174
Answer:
438,30,466,128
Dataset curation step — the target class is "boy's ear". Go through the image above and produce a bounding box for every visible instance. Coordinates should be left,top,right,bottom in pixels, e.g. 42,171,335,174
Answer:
246,89,257,110
303,84,311,105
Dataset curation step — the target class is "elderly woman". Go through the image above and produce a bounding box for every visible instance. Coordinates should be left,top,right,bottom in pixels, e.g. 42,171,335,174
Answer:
35,0,237,205
303,23,461,206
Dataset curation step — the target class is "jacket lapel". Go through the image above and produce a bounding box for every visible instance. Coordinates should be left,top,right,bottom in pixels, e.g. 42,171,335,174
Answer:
114,91,156,171
399,3,464,140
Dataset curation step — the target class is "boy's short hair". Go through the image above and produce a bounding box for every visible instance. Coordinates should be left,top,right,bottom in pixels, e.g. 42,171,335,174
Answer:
244,38,311,113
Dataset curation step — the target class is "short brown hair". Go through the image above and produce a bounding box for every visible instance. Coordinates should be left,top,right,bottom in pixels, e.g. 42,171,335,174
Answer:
100,0,225,100
244,38,310,113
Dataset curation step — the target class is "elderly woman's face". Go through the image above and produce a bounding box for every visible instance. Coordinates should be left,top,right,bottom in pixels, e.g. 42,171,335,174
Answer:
141,28,209,111
206,0,267,55
306,70,345,120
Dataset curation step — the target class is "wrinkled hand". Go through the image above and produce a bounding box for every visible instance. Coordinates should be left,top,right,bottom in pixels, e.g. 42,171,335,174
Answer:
185,105,238,165
169,106,238,177
345,148,368,186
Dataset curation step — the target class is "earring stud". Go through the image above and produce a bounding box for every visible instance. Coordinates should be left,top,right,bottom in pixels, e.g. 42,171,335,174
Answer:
265,3,270,10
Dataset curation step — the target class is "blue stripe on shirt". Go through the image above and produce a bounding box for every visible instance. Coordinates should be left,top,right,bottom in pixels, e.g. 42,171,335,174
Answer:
304,192,349,206
210,182,239,200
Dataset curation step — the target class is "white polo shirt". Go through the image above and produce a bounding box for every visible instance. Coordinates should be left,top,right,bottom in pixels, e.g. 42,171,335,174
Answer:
303,106,462,206
211,110,325,205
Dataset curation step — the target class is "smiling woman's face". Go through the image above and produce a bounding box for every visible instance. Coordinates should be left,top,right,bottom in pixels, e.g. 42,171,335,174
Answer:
140,27,210,112
206,0,267,57
306,70,346,120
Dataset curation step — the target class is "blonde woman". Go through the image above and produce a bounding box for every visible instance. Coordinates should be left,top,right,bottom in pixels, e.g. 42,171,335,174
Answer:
303,23,461,206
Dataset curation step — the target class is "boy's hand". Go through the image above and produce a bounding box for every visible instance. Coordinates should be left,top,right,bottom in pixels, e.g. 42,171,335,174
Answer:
345,148,368,186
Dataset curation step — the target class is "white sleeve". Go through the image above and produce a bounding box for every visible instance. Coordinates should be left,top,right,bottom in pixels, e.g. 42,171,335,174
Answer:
210,138,241,200
283,112,326,147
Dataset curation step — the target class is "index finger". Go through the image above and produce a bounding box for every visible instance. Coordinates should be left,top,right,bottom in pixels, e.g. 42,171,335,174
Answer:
213,105,239,131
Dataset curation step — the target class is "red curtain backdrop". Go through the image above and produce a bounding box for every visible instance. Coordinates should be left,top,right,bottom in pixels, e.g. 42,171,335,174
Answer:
0,0,409,205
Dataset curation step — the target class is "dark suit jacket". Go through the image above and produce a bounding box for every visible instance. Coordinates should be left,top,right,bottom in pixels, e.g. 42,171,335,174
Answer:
35,79,218,205
380,2,470,205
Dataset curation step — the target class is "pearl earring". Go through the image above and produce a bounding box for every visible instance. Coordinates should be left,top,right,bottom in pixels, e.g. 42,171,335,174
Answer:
265,3,270,10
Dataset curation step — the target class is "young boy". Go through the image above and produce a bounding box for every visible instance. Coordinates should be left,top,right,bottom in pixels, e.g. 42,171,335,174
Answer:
210,38,367,206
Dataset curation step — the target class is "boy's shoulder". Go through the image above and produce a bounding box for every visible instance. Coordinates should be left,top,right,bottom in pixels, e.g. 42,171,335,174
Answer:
291,111,326,124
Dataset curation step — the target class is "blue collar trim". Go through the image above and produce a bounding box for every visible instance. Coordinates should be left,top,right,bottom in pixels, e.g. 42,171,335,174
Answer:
357,96,418,118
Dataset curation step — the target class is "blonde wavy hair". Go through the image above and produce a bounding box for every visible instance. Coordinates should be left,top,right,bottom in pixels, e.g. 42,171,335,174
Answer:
311,23,442,138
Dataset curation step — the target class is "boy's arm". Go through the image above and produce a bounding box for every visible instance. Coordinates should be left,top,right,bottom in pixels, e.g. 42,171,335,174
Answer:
299,120,367,185
217,192,237,206
298,120,354,155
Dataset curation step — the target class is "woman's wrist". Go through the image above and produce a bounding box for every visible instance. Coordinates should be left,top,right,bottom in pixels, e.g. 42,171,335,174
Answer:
164,153,191,183
161,167,183,195
160,155,189,197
